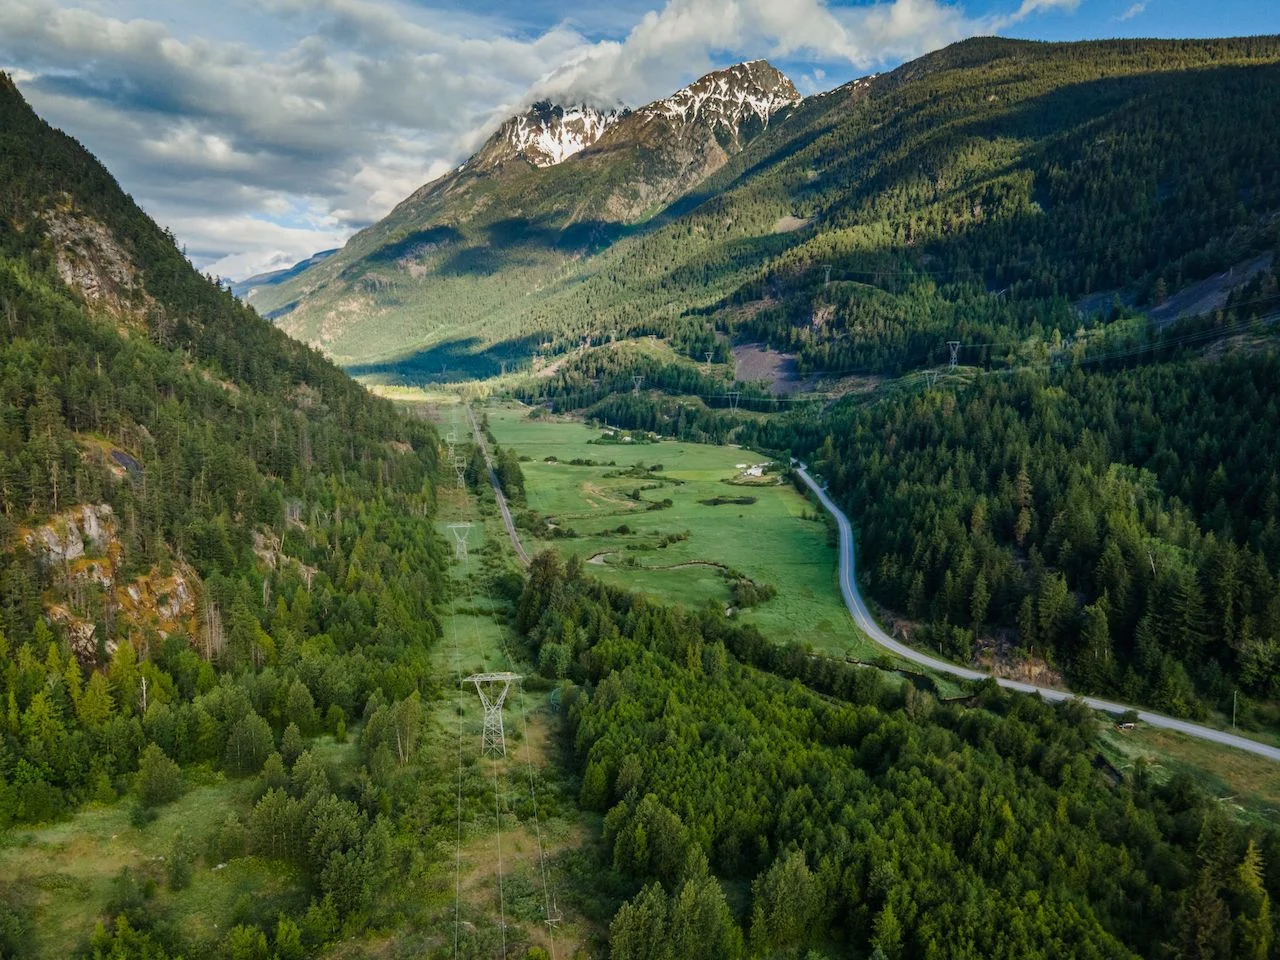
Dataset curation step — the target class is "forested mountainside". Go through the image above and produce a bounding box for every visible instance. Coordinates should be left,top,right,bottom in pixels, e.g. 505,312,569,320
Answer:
248,60,803,371
0,74,448,950
524,551,1280,960
723,36,1280,376
532,241,1280,732
253,36,1280,381
489,33,1280,730
796,312,1280,722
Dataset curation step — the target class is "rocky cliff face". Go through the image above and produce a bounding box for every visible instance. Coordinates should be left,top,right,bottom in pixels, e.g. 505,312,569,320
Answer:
43,208,154,328
20,504,201,662
22,503,115,565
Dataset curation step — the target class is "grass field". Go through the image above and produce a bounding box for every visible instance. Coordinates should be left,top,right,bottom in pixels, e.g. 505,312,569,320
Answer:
482,401,882,659
428,596,600,959
1100,724,1280,823
368,383,464,406
0,757,337,958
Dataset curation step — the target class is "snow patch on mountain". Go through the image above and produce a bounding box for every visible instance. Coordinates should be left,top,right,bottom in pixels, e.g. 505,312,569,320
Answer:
472,101,624,170
641,60,801,133
508,104,621,166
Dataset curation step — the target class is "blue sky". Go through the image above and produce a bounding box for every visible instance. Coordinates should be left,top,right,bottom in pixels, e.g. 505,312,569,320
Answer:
0,0,1272,279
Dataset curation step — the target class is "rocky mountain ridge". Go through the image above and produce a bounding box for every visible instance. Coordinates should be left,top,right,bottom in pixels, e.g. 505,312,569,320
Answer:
461,60,799,174
617,59,800,145
467,101,624,171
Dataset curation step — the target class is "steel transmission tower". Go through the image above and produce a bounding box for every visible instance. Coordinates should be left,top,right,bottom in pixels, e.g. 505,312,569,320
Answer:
947,340,961,371
448,522,472,561
452,455,467,490
632,376,644,394
463,672,521,756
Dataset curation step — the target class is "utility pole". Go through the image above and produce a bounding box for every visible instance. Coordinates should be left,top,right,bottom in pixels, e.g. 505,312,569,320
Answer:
1233,689,1238,730
947,340,961,371
463,673,521,757
448,522,472,562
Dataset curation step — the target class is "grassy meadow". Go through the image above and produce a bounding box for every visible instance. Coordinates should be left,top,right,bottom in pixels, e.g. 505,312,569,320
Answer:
1099,723,1280,824
422,461,602,958
0,759,329,957
482,401,879,659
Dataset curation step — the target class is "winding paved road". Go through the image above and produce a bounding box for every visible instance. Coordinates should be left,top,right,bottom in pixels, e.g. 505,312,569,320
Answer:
468,405,530,567
794,463,1280,762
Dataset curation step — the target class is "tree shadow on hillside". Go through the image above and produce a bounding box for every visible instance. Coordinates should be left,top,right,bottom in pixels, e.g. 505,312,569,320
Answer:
435,216,624,276
345,332,551,384
364,226,464,264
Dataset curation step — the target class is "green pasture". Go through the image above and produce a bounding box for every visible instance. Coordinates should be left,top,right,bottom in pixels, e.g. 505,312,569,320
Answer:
1099,723,1280,823
482,402,877,658
0,752,354,959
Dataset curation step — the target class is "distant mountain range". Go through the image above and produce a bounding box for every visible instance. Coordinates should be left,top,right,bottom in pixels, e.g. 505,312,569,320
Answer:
246,37,1280,383
229,248,338,301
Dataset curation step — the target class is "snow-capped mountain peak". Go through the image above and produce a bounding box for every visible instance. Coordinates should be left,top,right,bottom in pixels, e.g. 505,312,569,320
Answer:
469,101,625,171
640,60,801,133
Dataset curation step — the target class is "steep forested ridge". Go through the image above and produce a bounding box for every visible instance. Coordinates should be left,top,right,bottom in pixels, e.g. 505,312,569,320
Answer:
0,74,448,955
751,255,1280,725
727,36,1280,375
